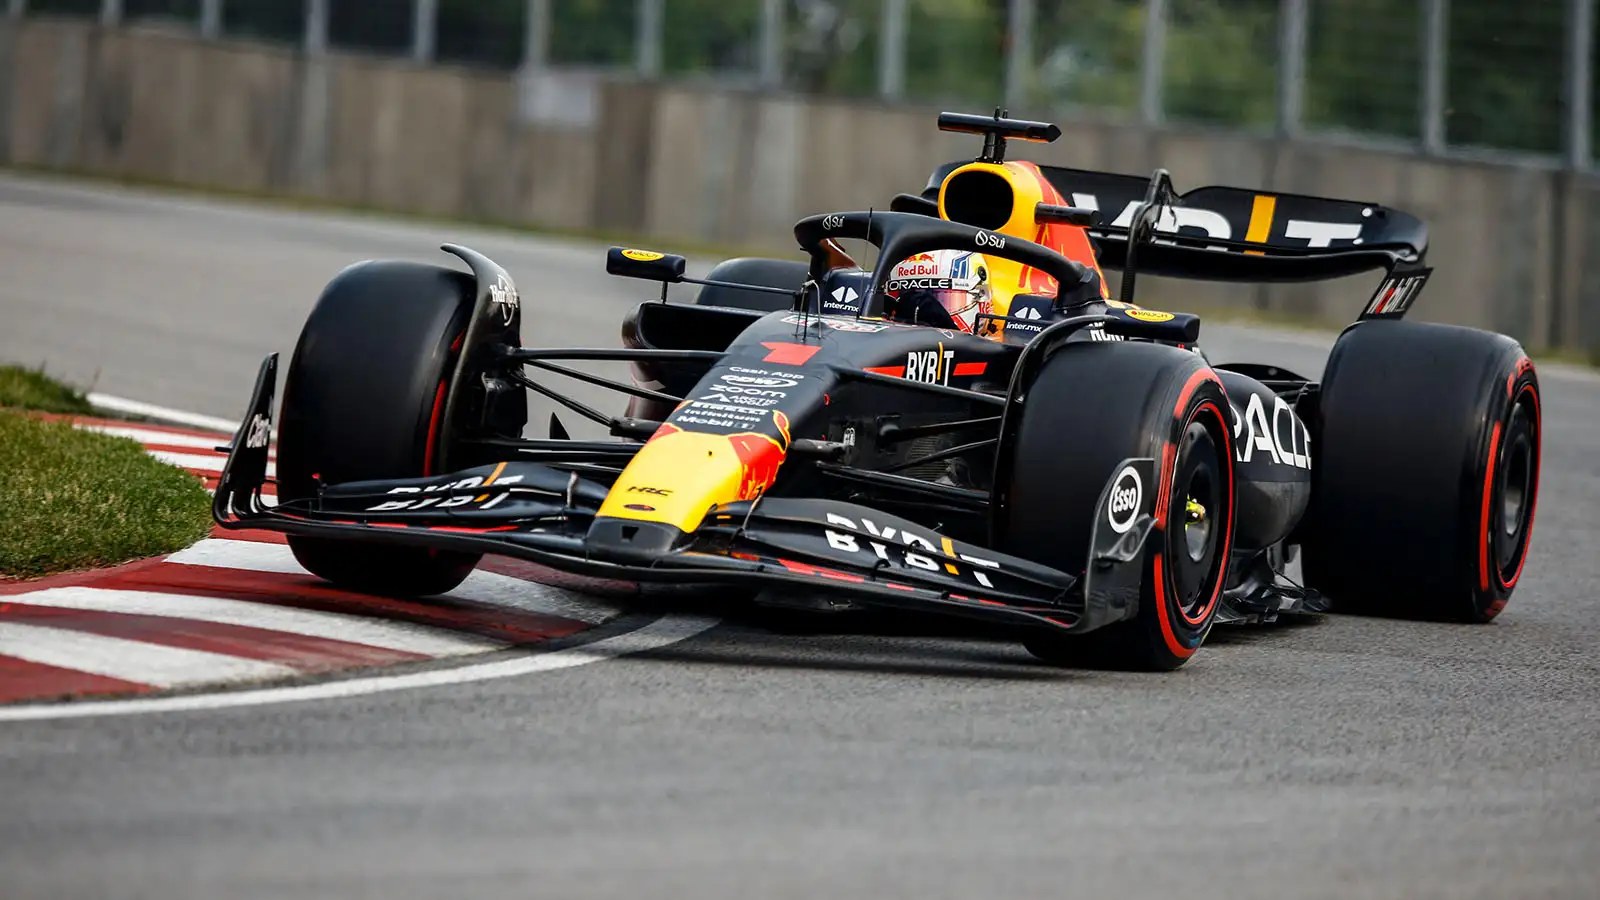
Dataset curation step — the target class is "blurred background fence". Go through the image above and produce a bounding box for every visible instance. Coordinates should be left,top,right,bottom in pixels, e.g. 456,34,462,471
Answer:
8,1,1600,356
16,0,1594,169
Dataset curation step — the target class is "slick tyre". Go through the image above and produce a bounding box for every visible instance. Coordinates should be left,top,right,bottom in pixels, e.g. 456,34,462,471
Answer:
693,258,809,312
276,261,483,598
1301,319,1541,623
997,341,1236,671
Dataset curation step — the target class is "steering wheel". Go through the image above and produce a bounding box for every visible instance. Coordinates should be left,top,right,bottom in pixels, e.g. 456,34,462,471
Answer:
793,211,1096,314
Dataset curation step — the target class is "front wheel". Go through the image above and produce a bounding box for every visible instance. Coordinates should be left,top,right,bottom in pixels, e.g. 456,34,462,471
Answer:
276,260,486,598
996,341,1236,671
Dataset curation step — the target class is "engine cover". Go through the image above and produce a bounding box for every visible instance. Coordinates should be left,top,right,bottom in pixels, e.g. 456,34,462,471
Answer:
1216,369,1312,552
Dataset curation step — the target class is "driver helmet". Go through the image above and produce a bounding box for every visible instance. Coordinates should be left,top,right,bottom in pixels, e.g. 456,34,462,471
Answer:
883,249,993,335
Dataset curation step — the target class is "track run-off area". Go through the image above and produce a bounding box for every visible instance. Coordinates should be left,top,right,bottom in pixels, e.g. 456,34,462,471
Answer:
2,174,1598,899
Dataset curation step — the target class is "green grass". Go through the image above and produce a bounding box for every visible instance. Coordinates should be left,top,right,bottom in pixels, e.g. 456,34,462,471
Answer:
0,364,95,415
0,370,214,580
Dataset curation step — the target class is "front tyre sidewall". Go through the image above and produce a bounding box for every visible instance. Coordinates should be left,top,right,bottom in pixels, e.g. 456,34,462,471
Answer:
1149,393,1235,663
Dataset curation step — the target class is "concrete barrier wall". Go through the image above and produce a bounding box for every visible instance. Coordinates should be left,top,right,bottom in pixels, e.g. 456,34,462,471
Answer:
4,18,1596,356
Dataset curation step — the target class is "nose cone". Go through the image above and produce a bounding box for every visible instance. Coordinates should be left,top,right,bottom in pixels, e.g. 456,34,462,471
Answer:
590,423,789,554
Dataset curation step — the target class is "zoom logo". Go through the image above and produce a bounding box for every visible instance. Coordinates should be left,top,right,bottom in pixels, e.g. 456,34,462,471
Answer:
1106,465,1143,534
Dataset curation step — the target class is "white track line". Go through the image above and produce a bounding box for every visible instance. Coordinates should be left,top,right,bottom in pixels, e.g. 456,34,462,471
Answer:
0,613,720,722
0,622,297,688
0,393,721,719
446,569,625,625
4,588,507,657
147,449,274,477
85,393,240,433
74,423,266,454
167,539,622,625
166,538,340,575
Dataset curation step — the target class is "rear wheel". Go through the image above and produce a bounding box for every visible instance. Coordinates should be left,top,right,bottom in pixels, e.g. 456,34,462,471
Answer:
276,261,483,598
997,341,1236,671
1300,319,1541,622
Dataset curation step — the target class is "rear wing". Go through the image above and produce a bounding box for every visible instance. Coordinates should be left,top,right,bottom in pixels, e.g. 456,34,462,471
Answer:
921,161,1428,284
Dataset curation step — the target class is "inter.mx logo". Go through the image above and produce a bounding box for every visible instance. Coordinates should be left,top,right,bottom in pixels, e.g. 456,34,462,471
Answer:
827,286,860,310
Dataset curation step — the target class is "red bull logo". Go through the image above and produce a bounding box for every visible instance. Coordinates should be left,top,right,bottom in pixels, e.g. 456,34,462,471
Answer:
727,410,791,500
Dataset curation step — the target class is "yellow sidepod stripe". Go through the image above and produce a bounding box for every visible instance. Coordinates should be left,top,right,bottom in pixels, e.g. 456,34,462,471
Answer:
596,425,789,534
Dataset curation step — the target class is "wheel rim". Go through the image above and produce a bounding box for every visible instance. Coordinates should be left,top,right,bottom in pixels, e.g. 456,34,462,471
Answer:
1492,390,1538,585
1170,417,1225,623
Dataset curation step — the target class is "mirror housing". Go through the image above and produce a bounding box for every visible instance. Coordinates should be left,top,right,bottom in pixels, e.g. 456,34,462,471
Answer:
606,247,688,283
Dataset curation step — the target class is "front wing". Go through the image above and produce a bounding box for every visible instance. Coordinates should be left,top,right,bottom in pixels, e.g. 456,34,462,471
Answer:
214,355,1159,635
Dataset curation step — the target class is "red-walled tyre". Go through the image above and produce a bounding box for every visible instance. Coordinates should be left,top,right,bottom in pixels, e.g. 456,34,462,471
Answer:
275,261,482,598
1301,319,1541,623
996,341,1237,671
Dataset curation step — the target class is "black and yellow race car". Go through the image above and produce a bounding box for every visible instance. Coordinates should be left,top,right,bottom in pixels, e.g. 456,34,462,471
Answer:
214,111,1542,671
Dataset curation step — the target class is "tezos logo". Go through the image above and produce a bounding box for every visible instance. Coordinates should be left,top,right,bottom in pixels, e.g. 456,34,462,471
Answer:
1106,465,1143,534
975,231,1007,249
488,273,519,325
244,414,271,449
822,214,846,231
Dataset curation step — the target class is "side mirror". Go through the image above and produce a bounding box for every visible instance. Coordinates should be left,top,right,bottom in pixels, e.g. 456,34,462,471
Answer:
606,247,688,282
1102,306,1201,344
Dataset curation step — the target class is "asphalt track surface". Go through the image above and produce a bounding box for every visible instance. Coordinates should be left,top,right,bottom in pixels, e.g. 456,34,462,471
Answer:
3,174,1599,899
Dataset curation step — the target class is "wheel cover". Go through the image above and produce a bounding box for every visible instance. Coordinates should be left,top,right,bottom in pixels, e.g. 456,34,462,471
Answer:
1490,387,1539,589
1169,417,1226,625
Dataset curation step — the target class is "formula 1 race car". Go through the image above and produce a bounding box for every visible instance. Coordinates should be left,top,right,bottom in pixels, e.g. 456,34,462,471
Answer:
213,111,1542,671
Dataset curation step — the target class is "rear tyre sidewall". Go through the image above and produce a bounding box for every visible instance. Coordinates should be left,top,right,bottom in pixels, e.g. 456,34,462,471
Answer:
277,261,483,598
999,341,1236,671
1302,320,1542,623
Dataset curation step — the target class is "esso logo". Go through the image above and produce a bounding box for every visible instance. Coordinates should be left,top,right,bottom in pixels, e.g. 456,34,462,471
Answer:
975,231,1007,249
1107,465,1143,534
721,374,798,388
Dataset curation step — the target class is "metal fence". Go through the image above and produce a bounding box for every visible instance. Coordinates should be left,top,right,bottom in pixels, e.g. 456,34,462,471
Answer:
14,0,1596,168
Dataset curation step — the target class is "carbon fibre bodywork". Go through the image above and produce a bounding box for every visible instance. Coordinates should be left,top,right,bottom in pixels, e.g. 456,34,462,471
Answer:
213,111,1426,651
